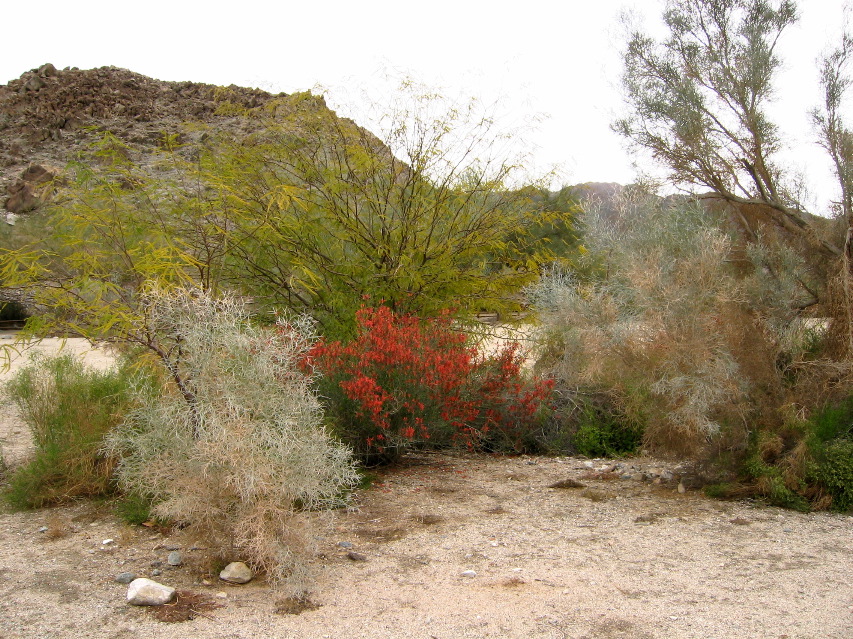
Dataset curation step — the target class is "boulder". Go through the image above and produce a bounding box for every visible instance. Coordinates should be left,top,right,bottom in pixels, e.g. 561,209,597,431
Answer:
126,578,175,605
4,164,56,213
23,75,45,92
219,561,253,584
37,63,57,77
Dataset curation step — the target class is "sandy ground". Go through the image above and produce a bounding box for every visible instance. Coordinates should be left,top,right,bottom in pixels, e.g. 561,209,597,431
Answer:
0,338,851,639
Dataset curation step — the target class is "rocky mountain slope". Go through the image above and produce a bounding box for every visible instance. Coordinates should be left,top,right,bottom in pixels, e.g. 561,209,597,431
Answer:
0,64,312,216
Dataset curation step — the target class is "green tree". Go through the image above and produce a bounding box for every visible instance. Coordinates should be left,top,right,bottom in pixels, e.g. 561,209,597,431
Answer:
1,86,574,347
203,88,572,337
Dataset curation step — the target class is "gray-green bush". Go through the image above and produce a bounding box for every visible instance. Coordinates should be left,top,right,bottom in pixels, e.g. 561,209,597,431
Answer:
532,191,808,447
104,288,358,593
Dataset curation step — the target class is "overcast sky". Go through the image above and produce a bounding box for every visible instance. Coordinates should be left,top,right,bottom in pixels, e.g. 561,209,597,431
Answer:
1,0,849,213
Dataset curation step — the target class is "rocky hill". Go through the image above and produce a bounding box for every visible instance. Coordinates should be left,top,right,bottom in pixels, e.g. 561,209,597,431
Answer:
0,64,306,216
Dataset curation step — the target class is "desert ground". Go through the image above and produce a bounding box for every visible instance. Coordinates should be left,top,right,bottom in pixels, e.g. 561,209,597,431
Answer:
0,337,850,639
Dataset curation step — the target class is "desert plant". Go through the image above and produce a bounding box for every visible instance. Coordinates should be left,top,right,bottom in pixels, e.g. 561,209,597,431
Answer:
104,288,358,593
3,352,141,508
309,305,554,463
571,399,643,458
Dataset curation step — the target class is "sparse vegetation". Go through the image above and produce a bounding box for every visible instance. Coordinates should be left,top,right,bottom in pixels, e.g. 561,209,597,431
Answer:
3,353,143,509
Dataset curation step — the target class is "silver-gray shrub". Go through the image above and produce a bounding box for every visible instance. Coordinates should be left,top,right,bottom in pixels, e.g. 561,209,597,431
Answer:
531,189,812,454
104,287,358,593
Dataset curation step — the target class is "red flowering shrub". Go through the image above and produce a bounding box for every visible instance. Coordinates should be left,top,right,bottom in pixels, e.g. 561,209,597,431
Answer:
308,306,554,464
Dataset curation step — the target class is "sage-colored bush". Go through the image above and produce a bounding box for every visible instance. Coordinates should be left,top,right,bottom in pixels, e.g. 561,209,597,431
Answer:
531,188,853,509
104,289,358,593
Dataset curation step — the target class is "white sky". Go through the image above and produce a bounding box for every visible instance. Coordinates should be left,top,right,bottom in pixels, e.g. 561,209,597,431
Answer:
1,0,849,213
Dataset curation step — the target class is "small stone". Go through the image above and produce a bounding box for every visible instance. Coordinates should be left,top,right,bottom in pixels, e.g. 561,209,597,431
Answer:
219,561,253,584
102,539,114,545
167,551,182,566
202,579,213,586
461,570,477,578
165,544,181,551
337,541,353,549
151,569,162,577
37,526,48,533
115,572,136,584
215,591,228,599
783,528,793,533
677,482,686,494
126,578,175,606
347,551,367,561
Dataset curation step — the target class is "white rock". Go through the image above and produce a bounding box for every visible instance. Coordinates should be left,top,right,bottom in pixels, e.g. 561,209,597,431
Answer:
126,578,175,606
461,570,477,578
219,561,253,584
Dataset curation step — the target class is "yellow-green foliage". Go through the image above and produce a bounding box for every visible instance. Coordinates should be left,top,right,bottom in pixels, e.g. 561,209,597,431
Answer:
1,86,576,345
3,353,143,508
200,87,574,337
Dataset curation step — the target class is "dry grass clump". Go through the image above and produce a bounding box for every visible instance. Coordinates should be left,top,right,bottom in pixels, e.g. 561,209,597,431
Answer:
105,289,359,594
274,595,321,615
149,590,221,623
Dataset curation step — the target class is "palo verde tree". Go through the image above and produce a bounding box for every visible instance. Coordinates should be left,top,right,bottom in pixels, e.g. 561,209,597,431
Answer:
0,132,231,405
2,85,575,346
201,85,574,338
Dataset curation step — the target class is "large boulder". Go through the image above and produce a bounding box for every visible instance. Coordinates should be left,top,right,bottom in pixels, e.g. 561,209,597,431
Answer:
4,164,56,213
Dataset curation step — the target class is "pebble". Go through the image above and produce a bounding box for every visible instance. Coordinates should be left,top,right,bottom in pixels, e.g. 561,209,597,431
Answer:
151,569,162,577
337,541,353,549
347,551,367,561
677,482,686,494
167,551,182,566
219,561,253,584
461,570,477,578
115,572,136,584
215,591,228,599
102,539,114,545
126,578,175,606
37,526,48,533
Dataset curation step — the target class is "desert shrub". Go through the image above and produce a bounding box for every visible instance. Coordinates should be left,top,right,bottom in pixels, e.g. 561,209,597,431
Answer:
3,353,141,509
104,289,358,594
309,306,554,464
571,399,643,458
808,439,853,512
802,398,853,512
530,191,817,456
